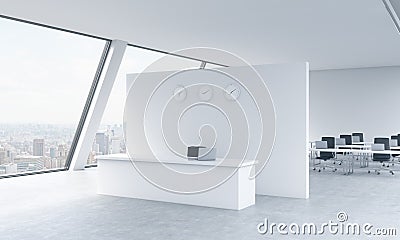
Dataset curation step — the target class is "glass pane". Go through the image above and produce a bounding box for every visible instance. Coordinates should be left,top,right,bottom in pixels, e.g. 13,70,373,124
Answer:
88,46,202,164
0,17,107,175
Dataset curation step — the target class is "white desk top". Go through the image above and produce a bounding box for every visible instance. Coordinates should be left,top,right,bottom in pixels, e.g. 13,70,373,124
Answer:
309,148,399,155
351,142,372,145
96,154,257,168
310,141,372,145
337,145,371,148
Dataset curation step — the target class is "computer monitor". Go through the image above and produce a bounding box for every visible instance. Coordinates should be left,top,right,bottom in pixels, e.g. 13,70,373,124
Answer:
187,146,205,159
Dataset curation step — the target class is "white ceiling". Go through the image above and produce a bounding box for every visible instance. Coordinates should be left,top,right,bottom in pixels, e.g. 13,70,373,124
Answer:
1,0,400,70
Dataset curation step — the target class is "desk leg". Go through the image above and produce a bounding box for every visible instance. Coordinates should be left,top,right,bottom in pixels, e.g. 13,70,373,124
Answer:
359,152,368,168
343,153,349,175
360,152,364,167
340,153,345,174
343,154,354,175
351,155,354,174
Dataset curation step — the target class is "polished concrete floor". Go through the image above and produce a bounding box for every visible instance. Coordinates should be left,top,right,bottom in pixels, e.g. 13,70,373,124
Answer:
0,165,399,240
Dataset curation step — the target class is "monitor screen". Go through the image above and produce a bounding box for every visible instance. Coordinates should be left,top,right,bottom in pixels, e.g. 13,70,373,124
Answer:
187,146,205,158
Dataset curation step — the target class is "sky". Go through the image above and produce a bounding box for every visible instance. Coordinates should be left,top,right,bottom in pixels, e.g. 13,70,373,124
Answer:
0,17,163,125
0,17,206,125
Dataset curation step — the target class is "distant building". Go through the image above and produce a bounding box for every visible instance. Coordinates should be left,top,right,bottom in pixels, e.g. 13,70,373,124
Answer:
0,150,6,164
95,132,109,155
111,138,121,154
45,157,61,169
13,156,44,172
33,139,44,156
49,147,56,158
57,144,68,157
92,143,100,154
87,151,96,165
0,163,17,175
9,151,15,163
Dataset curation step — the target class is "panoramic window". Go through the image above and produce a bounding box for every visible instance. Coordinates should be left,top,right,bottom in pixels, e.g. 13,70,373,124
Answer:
88,46,203,165
0,17,107,175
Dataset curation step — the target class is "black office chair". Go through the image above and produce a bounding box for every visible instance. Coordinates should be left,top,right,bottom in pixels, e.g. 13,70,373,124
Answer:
339,134,353,157
334,138,346,164
390,135,398,142
390,135,400,157
352,132,364,144
315,137,337,172
351,132,365,161
319,137,335,159
397,134,400,145
368,137,394,175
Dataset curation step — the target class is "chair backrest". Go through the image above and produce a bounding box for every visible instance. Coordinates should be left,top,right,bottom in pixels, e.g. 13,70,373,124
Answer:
335,138,346,146
373,138,390,161
315,141,327,149
352,136,360,143
374,137,390,150
340,135,352,145
321,137,335,148
390,139,398,147
390,136,400,156
352,132,364,142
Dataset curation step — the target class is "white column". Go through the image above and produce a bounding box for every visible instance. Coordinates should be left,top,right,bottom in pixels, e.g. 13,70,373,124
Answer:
70,40,127,170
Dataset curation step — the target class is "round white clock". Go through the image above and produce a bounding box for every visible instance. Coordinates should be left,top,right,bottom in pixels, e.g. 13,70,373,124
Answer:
173,86,187,101
225,84,240,101
198,86,213,101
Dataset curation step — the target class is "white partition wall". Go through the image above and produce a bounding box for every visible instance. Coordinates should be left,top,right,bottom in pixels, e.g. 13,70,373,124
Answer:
310,66,400,141
252,63,309,199
126,62,309,199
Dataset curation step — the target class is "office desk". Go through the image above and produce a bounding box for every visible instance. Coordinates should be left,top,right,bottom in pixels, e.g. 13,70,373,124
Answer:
309,148,354,174
97,154,256,210
337,145,370,165
310,148,400,174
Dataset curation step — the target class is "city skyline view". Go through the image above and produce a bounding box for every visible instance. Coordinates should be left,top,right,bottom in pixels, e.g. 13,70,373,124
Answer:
0,123,125,175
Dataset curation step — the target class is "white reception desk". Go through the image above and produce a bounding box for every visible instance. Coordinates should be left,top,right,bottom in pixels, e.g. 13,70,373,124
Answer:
97,154,256,210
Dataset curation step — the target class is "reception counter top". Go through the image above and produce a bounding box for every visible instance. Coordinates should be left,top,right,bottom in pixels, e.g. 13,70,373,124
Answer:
96,153,256,168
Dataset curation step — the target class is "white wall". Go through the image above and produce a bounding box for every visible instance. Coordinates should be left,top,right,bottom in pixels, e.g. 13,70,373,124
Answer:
126,62,309,199
310,66,400,142
254,63,309,199
125,68,269,163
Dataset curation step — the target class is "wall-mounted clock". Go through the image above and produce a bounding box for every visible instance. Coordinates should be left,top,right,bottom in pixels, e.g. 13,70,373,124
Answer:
173,86,187,101
225,84,240,101
198,86,213,101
